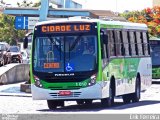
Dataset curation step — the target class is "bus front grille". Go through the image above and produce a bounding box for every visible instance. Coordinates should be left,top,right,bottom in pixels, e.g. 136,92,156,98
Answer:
49,92,81,98
48,86,82,90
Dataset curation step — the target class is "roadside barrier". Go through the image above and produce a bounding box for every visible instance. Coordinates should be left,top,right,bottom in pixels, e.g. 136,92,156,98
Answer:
0,63,29,85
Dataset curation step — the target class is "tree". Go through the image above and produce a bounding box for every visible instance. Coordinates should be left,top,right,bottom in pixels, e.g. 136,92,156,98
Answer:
0,14,26,45
17,0,33,7
32,0,41,7
0,0,43,45
121,6,160,37
0,0,5,6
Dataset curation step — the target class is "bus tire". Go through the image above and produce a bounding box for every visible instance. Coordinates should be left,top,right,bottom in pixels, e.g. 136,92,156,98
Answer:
132,76,141,103
47,100,64,109
122,94,132,104
76,100,84,105
101,80,115,107
84,100,92,105
110,77,115,105
101,87,113,107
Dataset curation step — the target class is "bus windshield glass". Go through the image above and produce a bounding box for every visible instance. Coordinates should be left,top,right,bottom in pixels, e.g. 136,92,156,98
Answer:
151,44,160,66
33,34,97,73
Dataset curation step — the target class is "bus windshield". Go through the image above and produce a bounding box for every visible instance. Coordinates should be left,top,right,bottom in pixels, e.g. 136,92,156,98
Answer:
33,34,97,73
151,45,160,66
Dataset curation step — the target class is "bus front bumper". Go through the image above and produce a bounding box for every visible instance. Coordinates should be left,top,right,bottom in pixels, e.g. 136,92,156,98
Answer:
31,82,109,100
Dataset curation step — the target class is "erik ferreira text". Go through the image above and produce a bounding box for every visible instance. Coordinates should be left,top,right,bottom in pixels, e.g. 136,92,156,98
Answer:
130,114,160,120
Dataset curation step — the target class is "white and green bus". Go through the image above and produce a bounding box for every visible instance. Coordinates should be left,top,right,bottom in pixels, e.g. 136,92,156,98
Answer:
24,17,152,109
149,37,160,79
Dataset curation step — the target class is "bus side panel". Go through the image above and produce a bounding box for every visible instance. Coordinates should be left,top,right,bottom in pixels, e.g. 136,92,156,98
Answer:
123,58,140,95
102,57,152,97
102,58,126,96
137,57,152,90
122,57,152,95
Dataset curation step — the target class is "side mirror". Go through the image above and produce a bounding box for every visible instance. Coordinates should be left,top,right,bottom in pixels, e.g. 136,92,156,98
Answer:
104,35,108,45
23,36,28,49
100,30,108,45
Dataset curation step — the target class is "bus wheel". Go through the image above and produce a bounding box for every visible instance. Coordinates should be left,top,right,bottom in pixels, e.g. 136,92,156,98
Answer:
76,100,84,105
101,86,114,107
132,77,141,103
84,100,92,105
122,94,132,104
47,100,64,109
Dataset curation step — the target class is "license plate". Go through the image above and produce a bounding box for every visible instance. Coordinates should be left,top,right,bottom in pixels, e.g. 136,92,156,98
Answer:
59,91,72,96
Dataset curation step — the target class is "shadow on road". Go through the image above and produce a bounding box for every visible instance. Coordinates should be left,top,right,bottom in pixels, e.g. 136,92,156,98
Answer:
37,100,160,112
111,100,160,110
152,81,160,84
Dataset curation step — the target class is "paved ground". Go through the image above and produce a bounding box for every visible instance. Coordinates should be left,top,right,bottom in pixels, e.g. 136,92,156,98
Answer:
0,82,160,114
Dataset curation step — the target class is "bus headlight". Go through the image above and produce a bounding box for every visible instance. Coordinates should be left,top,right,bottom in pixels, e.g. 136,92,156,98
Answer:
88,74,96,86
34,75,43,88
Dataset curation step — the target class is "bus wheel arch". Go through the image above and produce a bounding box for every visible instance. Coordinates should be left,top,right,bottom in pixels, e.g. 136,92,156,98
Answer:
136,73,141,90
110,76,116,104
132,73,141,102
76,100,85,105
122,73,141,104
47,100,64,109
101,76,115,107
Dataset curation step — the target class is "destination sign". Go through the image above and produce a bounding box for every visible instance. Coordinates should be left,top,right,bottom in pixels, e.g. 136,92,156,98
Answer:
40,24,91,33
44,62,60,69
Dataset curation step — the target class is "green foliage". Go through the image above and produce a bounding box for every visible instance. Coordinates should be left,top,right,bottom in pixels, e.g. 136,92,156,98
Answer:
0,14,26,45
17,0,41,7
121,6,160,37
32,1,41,7
120,10,145,20
0,0,42,45
17,0,33,7
0,0,5,5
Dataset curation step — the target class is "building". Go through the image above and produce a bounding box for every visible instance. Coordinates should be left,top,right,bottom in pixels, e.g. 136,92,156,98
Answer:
51,0,82,8
89,10,126,21
4,0,126,30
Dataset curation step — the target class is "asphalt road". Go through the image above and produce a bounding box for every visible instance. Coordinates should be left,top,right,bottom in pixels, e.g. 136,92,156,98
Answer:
0,82,160,114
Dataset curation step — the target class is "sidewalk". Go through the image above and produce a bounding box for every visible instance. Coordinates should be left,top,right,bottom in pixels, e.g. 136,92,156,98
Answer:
0,82,32,97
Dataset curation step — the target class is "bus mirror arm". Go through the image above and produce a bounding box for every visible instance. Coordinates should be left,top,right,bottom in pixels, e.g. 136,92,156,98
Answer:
100,30,108,45
23,36,28,49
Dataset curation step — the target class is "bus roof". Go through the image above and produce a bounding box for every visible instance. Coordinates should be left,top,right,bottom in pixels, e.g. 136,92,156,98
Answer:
150,37,160,41
35,17,148,31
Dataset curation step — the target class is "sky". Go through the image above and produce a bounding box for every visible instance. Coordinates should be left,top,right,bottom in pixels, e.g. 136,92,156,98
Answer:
4,0,153,13
79,0,152,12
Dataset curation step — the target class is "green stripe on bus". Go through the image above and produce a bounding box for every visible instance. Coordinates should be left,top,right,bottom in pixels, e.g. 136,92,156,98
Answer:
101,24,123,29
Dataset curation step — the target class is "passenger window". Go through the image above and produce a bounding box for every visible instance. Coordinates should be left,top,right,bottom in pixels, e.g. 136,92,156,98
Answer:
108,30,116,57
114,30,122,56
129,31,136,56
142,32,149,55
122,31,130,56
136,32,143,56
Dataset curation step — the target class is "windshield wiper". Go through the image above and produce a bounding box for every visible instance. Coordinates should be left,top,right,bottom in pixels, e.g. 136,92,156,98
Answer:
69,42,71,60
70,34,83,51
48,36,61,52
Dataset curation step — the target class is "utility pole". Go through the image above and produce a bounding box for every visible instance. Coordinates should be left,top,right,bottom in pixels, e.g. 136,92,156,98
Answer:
115,0,118,15
63,0,66,8
39,0,49,21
